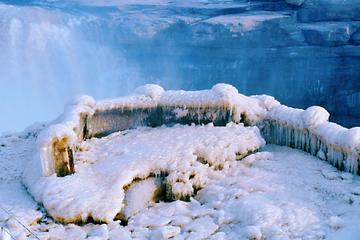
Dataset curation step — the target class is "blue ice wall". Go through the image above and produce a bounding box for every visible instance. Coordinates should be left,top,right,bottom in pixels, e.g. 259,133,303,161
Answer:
1,0,360,133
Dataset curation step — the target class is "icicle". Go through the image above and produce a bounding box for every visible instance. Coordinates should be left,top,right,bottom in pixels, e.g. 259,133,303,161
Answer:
68,147,75,174
294,127,299,149
197,107,201,125
310,134,315,155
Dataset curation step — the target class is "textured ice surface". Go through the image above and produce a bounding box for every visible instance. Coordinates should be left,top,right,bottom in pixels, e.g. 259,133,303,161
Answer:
8,84,360,238
36,83,267,177
2,124,360,239
255,94,360,175
23,123,265,223
36,83,360,184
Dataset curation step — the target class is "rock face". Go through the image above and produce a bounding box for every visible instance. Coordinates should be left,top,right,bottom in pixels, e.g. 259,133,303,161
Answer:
94,0,360,127
301,22,360,46
285,0,306,6
351,30,360,44
72,0,360,127
298,0,360,22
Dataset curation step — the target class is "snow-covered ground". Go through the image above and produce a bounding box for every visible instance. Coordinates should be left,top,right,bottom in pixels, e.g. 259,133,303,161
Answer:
1,123,360,240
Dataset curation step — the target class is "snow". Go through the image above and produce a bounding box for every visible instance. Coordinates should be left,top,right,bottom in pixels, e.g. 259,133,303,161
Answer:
263,104,330,131
1,122,360,239
257,94,360,175
2,84,360,239
23,123,265,223
36,83,268,177
36,84,360,181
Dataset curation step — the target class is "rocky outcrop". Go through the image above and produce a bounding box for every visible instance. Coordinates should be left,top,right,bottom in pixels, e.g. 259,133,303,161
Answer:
351,30,360,44
298,0,360,22
301,22,360,46
182,11,305,48
284,0,306,6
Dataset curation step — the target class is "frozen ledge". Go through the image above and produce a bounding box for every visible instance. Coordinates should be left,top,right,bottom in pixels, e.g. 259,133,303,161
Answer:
258,99,360,174
34,83,360,178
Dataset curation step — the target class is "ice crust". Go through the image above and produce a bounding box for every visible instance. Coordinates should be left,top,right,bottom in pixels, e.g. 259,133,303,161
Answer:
37,83,267,177
256,94,360,174
2,124,360,239
37,83,360,179
25,83,360,226
23,123,265,223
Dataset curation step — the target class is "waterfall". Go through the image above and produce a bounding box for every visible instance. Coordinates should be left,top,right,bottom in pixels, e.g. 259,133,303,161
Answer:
0,2,143,134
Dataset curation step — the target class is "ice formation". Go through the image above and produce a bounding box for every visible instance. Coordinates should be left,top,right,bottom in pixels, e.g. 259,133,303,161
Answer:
23,123,265,223
1,122,359,239
22,83,360,225
257,96,360,175
35,83,266,178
